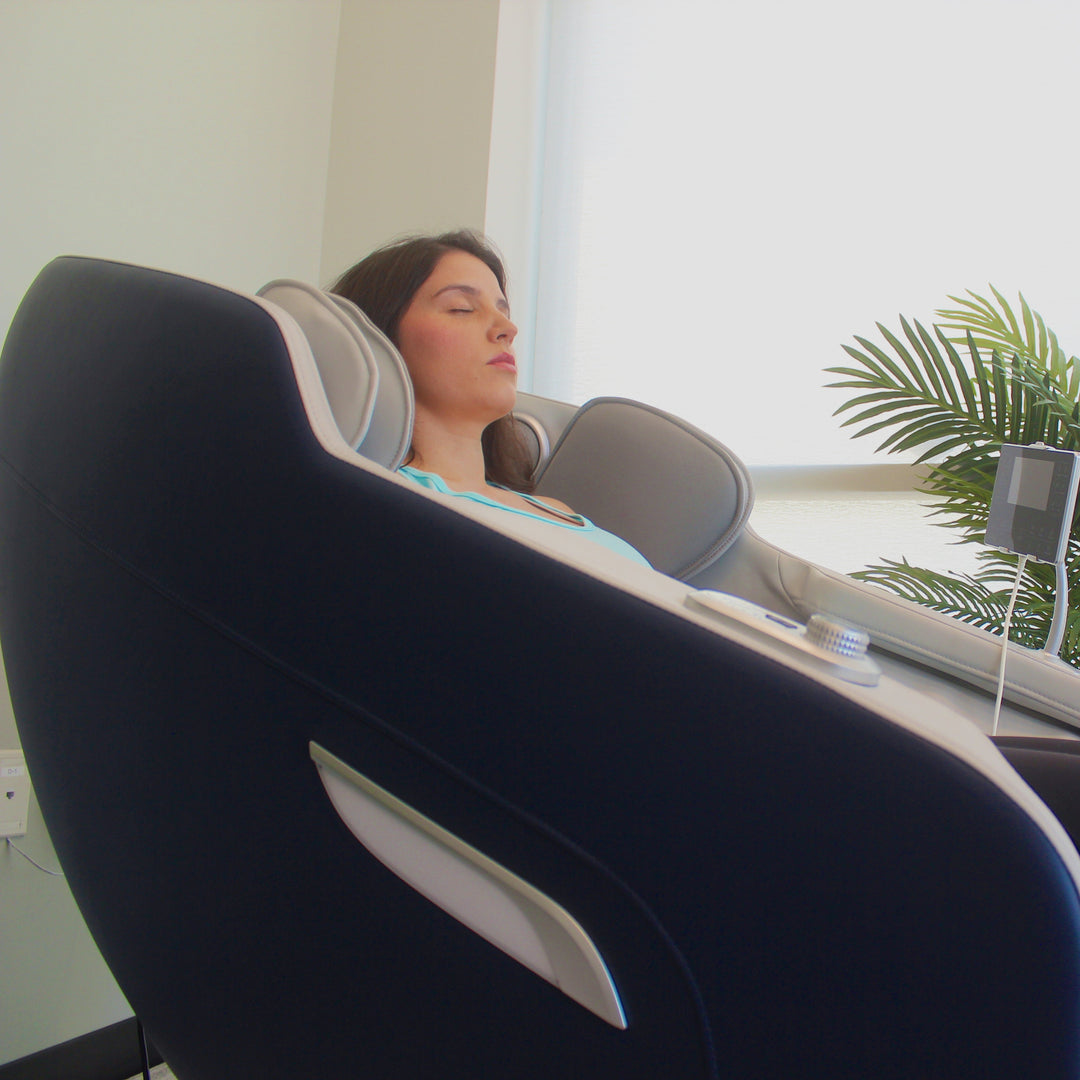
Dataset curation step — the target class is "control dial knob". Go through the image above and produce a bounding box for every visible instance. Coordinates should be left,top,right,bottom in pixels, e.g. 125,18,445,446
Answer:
806,615,870,658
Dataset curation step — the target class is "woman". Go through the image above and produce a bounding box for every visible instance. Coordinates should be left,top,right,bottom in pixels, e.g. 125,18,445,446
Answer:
332,231,651,567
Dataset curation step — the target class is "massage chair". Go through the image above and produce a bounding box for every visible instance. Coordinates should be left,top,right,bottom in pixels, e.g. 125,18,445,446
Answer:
2,257,1080,1079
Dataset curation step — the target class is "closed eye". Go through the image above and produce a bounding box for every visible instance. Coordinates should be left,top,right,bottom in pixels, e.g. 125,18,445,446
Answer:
433,283,509,316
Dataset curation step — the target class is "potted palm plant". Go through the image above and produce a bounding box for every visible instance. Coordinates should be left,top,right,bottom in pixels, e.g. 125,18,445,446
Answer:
826,287,1080,668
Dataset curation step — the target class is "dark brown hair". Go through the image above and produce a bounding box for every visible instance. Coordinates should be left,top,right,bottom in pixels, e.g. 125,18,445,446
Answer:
330,230,535,491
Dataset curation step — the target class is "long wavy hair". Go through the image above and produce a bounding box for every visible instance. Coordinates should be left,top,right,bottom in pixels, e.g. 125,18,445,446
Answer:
330,230,535,492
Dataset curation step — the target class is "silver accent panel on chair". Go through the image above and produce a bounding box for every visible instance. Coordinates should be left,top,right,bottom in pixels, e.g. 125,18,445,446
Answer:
512,410,552,477
309,742,628,1030
327,293,415,468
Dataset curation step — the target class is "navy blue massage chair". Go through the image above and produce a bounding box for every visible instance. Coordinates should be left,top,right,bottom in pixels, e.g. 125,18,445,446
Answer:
2,256,1080,1079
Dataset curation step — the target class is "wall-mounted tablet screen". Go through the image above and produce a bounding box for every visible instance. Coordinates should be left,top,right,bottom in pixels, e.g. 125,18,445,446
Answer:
984,444,1080,563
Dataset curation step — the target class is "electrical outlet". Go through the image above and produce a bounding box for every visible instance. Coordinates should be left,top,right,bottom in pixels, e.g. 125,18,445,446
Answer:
1,750,30,838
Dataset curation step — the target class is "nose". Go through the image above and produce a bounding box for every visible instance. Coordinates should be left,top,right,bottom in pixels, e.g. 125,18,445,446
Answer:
491,310,517,344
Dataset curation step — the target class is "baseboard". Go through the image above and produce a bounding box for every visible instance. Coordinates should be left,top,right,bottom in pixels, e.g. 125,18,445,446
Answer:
0,1018,163,1080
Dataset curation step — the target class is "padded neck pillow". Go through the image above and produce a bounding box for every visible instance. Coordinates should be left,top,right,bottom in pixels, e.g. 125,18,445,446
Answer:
257,279,413,469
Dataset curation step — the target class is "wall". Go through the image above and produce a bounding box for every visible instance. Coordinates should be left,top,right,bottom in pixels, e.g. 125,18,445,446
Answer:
0,1,341,342
0,0,342,1064
484,0,549,385
319,0,500,286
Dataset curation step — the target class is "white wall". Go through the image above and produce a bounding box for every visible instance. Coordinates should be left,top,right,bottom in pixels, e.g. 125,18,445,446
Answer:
0,1,342,345
0,0,342,1064
484,0,550,387
320,0,500,285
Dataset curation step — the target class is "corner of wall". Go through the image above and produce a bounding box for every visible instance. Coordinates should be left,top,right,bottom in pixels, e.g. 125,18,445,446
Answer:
320,0,502,286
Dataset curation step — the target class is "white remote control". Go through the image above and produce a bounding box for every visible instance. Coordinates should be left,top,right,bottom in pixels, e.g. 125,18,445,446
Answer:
685,591,881,687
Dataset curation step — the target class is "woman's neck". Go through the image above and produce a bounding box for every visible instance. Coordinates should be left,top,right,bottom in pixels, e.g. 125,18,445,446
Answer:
408,412,490,494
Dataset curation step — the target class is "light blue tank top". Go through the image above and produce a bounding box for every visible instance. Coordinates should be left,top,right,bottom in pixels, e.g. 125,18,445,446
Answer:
399,466,652,568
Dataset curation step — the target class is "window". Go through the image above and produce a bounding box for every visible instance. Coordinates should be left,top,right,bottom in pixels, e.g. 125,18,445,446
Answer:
489,0,1080,471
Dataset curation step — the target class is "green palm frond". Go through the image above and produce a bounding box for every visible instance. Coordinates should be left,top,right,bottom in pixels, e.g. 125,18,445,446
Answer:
851,560,1005,630
828,323,1004,462
975,541,1080,594
852,557,1080,656
828,286,1080,669
919,464,993,541
1005,361,1080,448
936,286,1079,394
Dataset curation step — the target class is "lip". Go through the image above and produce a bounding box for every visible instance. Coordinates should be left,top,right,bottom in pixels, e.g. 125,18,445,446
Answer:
487,352,517,373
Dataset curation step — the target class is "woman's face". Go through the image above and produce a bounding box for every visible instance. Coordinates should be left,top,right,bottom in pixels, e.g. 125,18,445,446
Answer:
394,249,518,426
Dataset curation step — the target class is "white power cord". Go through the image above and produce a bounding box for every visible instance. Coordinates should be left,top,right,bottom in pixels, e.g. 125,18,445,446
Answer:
992,553,1028,736
5,836,64,875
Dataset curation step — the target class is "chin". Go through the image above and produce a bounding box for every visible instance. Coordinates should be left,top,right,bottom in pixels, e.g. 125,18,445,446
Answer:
481,398,517,427
488,389,519,418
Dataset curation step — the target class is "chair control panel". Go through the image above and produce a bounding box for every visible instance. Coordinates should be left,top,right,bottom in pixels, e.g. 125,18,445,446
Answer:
984,443,1080,564
685,591,881,686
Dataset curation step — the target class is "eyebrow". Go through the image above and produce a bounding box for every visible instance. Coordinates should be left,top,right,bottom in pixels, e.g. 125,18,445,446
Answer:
432,283,510,314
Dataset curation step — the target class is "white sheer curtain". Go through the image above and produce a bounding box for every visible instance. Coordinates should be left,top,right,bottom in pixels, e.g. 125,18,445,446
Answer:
508,0,1080,467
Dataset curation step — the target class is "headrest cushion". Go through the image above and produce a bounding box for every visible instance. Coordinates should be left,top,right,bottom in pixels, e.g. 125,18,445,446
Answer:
532,397,754,579
257,280,413,469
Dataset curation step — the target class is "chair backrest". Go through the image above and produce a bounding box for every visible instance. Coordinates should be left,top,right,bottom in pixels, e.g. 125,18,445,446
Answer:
3,257,1080,1080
